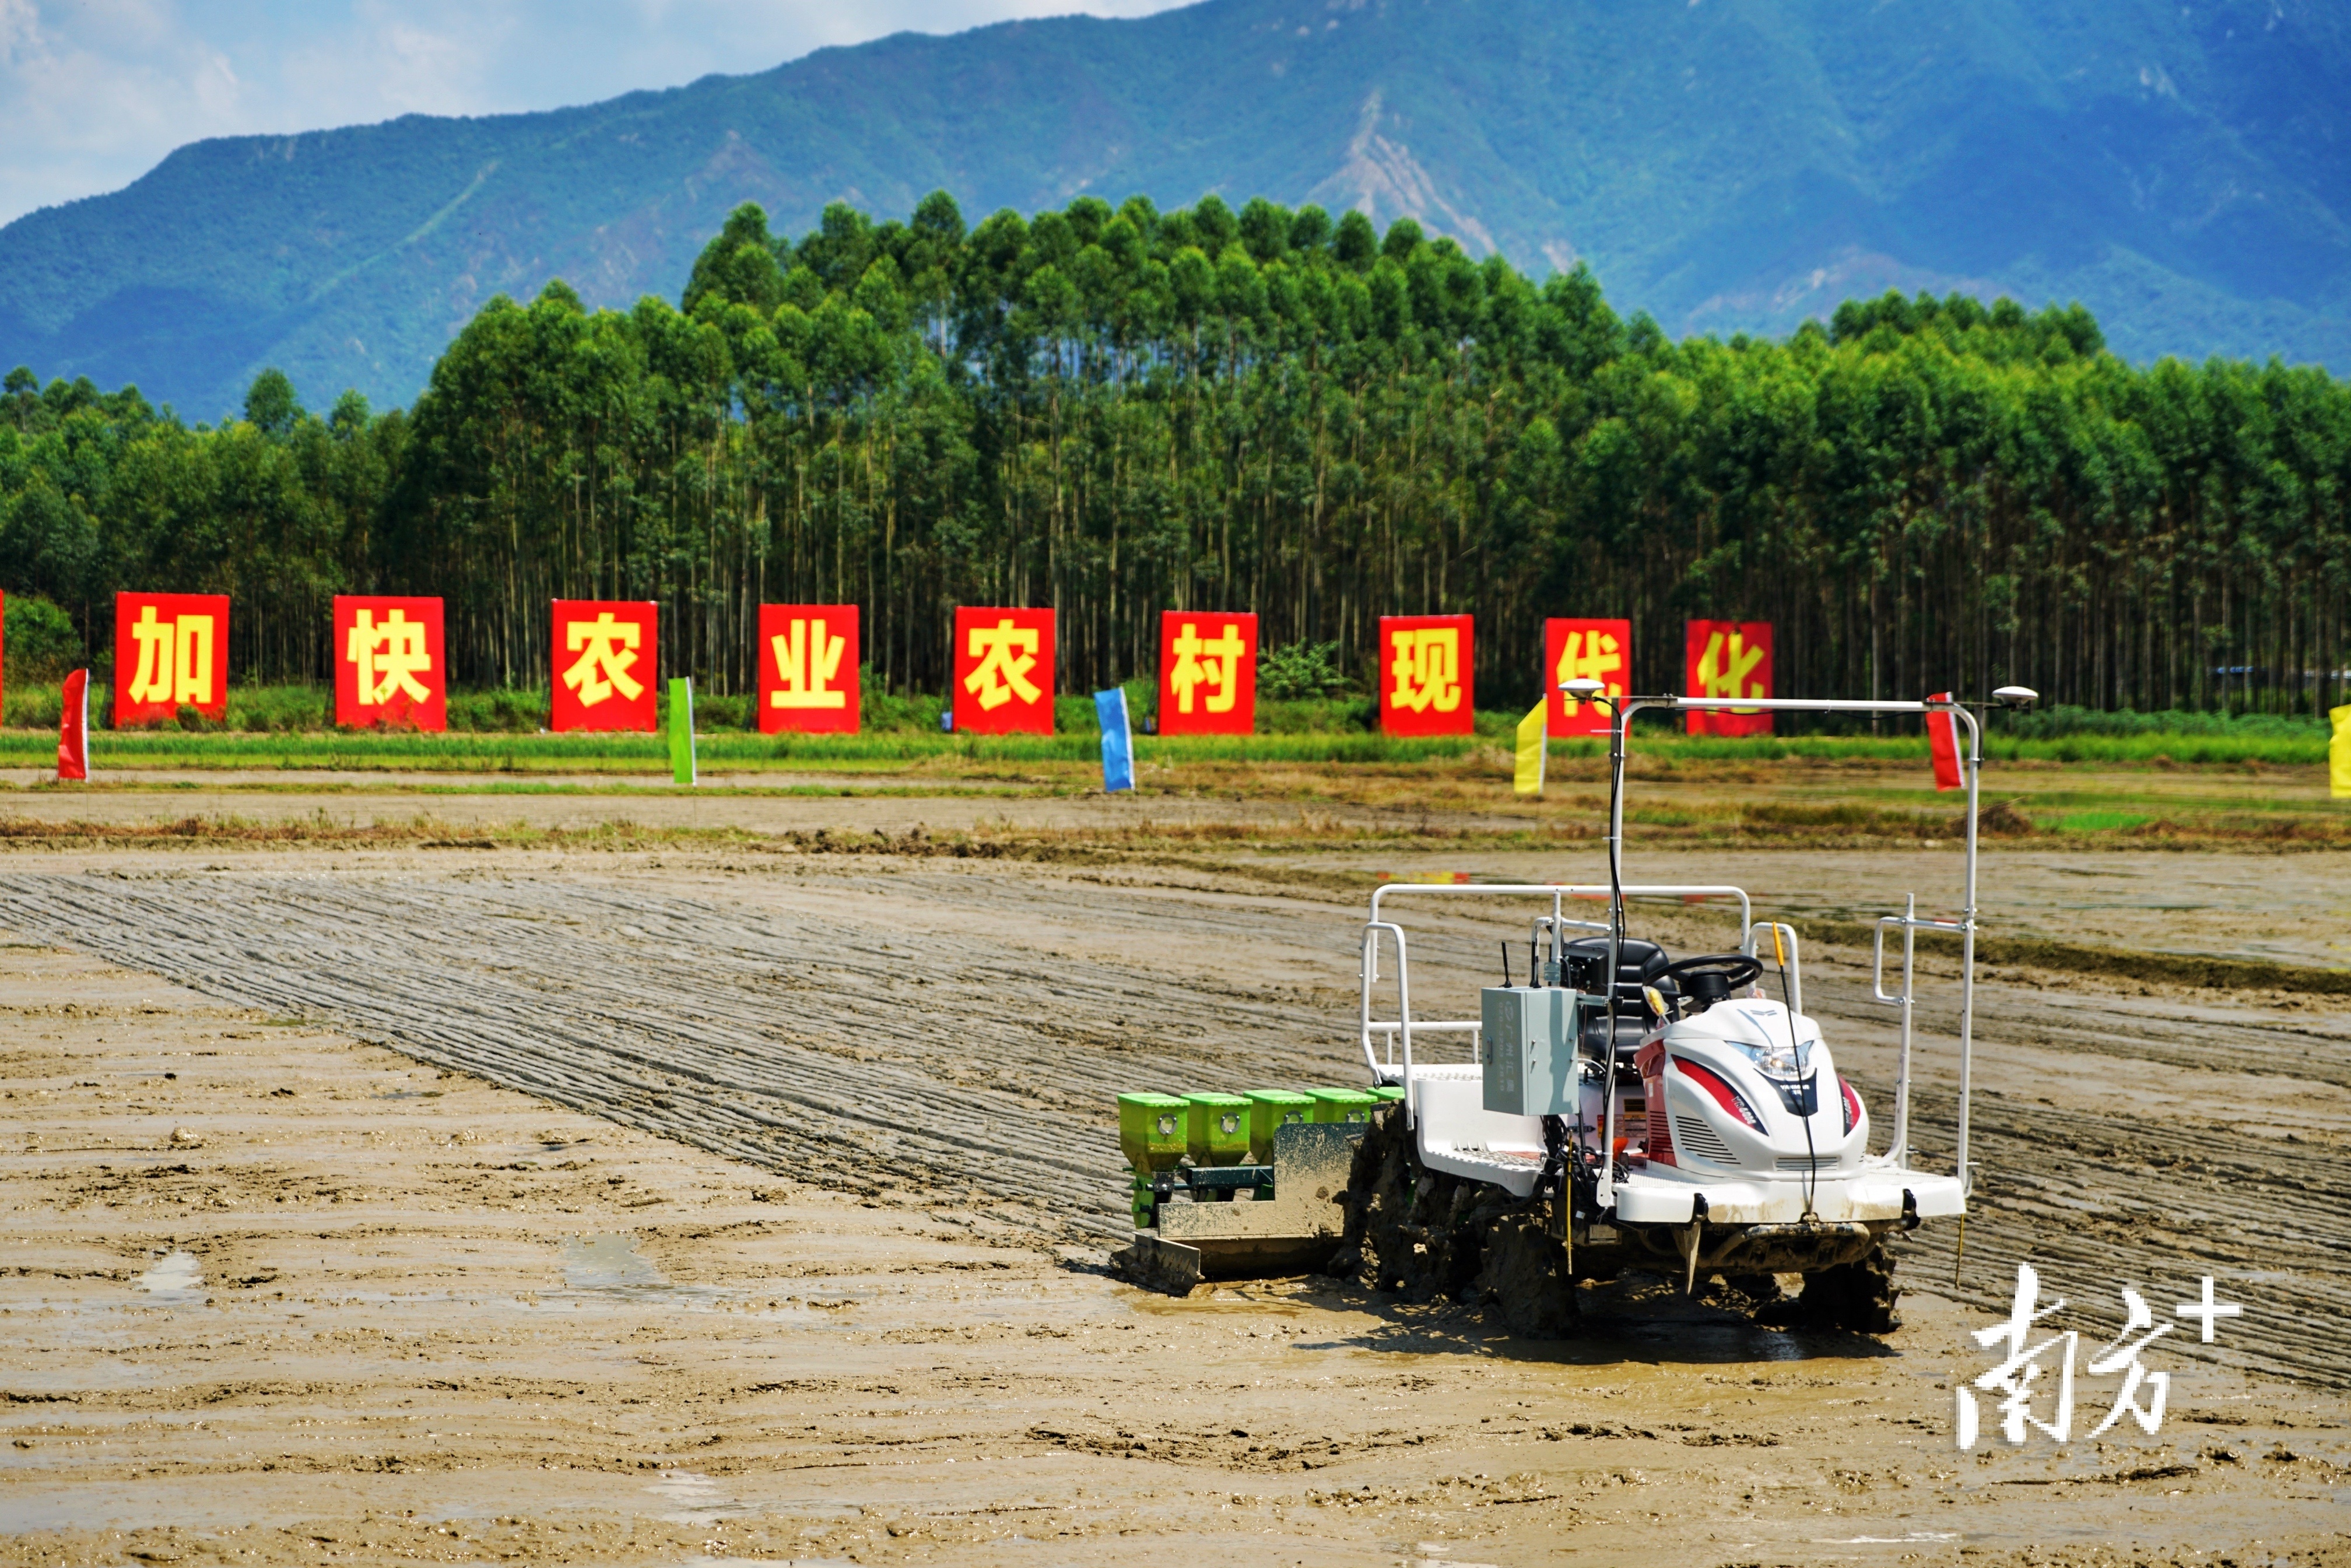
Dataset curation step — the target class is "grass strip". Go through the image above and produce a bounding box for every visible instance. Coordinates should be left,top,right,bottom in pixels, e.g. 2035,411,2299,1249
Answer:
1802,918,2351,996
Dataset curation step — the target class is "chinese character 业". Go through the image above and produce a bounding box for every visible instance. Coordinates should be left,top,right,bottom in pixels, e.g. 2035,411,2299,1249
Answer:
963,618,1040,711
1695,629,1764,708
348,608,433,707
1554,629,1623,718
126,605,215,707
562,612,645,708
1388,626,1461,715
770,616,847,710
1168,620,1244,715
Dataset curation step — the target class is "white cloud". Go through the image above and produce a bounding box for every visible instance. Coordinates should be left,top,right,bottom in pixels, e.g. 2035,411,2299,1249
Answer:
0,0,1192,225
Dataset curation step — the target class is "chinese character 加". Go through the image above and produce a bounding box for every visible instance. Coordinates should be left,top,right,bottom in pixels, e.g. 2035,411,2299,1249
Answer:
1168,620,1244,715
562,611,644,708
770,616,848,710
963,618,1040,712
126,604,215,707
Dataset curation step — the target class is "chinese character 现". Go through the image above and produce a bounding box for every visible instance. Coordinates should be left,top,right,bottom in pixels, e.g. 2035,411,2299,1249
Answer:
963,618,1040,711
349,608,433,707
563,612,644,708
770,616,847,710
1389,626,1461,715
1169,620,1244,714
1555,629,1623,717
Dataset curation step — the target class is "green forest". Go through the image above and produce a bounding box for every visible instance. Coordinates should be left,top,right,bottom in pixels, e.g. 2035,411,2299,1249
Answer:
3,190,2348,720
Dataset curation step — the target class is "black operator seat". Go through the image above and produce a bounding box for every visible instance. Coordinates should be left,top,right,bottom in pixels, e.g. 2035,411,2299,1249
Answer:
1564,935,1678,1074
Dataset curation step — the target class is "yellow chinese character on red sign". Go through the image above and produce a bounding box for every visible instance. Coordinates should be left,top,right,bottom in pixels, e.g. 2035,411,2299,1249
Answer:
563,611,645,708
1168,621,1245,715
125,604,215,708
348,608,433,707
963,618,1041,711
769,616,848,710
1388,625,1462,715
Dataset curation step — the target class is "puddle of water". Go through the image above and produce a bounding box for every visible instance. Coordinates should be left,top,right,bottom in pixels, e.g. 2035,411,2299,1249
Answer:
133,1250,204,1302
562,1233,664,1290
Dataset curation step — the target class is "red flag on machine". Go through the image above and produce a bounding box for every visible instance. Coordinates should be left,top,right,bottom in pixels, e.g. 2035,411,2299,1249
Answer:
57,668,89,781
1927,692,1963,791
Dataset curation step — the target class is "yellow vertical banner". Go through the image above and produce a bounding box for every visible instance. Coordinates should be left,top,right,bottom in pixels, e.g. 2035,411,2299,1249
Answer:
1514,700,1547,796
2331,703,2351,799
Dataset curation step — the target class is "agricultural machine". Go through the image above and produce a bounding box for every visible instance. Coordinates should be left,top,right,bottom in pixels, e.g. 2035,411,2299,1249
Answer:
1113,686,2037,1334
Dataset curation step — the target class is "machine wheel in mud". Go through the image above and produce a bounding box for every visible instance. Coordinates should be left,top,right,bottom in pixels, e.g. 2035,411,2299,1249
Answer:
1795,1243,1901,1334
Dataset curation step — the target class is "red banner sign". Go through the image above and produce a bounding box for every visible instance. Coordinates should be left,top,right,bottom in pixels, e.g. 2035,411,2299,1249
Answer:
1378,615,1473,736
1157,611,1256,735
952,606,1054,735
58,667,87,781
1683,620,1772,736
335,596,446,731
1545,618,1630,737
113,591,229,725
550,600,657,732
759,604,861,734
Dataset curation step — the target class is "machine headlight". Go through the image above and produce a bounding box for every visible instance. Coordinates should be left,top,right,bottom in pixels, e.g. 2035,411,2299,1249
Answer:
1735,1037,1813,1082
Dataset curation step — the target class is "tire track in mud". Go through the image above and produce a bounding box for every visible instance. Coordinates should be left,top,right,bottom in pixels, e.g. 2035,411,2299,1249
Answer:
3,867,2347,1389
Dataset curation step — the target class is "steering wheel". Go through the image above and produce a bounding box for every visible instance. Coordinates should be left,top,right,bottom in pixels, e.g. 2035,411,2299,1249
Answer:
1658,952,1765,998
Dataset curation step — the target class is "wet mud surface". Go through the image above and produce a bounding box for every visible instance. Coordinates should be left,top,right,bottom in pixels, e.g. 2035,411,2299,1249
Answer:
2,843,2349,1564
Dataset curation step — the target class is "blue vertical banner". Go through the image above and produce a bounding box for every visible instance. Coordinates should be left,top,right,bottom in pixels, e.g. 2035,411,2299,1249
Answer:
1094,687,1135,794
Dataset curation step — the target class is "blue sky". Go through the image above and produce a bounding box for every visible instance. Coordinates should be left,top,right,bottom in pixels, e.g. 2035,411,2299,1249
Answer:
0,1,1191,226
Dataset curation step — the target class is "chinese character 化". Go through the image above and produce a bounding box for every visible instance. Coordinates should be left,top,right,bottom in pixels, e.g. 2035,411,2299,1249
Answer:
1695,628,1764,708
770,617,848,710
963,618,1040,711
126,605,215,707
1168,620,1244,715
562,612,645,708
1554,629,1623,717
348,608,433,707
1388,626,1462,715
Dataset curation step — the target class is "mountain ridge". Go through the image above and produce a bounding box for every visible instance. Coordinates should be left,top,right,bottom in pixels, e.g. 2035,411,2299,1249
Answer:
3,0,2345,416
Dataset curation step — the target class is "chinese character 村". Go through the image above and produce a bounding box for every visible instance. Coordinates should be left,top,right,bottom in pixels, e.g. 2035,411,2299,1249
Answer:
1694,628,1764,707
563,612,645,708
348,608,433,707
1388,626,1462,715
963,618,1041,711
770,616,848,710
127,605,215,707
1554,630,1623,717
1168,620,1245,715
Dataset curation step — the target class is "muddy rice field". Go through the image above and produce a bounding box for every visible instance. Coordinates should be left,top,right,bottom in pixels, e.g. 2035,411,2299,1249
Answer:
2,788,2349,1565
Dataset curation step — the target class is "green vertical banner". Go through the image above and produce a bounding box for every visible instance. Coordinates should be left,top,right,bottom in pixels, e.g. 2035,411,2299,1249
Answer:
668,676,697,785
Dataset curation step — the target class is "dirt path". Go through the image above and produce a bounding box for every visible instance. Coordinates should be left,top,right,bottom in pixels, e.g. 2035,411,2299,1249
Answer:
0,943,2343,1568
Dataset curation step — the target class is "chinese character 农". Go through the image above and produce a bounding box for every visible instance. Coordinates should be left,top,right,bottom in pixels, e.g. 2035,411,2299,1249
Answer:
1695,629,1764,707
1958,1262,2078,1451
963,618,1040,711
2086,1288,2174,1439
1168,620,1244,715
770,616,848,710
348,608,433,707
562,612,645,708
1388,626,1462,715
1554,630,1623,717
127,605,215,707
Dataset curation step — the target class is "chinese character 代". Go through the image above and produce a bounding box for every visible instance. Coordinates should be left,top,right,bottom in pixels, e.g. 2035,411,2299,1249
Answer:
563,612,645,708
1388,626,1461,715
1169,620,1244,715
348,608,433,707
1555,630,1623,718
963,618,1040,711
770,616,847,711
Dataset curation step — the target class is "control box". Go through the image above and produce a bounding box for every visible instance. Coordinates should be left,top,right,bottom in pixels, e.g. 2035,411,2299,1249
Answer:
1482,986,1575,1116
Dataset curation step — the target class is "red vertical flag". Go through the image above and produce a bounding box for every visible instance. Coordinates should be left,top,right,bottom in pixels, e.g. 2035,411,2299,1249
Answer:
1927,692,1964,790
758,604,861,734
1378,615,1474,736
57,668,88,781
113,592,229,726
334,596,447,731
1543,618,1631,737
550,601,658,733
1683,620,1773,736
952,606,1054,735
1157,611,1256,735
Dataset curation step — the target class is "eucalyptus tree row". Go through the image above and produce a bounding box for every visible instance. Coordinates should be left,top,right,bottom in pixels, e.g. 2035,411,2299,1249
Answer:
3,191,2348,714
